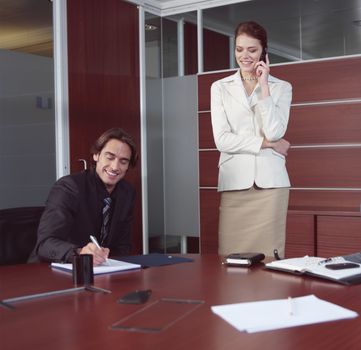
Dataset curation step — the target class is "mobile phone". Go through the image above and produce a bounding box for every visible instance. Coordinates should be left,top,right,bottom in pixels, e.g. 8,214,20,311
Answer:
325,262,359,270
260,48,267,63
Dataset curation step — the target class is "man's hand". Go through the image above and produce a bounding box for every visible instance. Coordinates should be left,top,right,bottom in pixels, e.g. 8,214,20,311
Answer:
80,243,109,266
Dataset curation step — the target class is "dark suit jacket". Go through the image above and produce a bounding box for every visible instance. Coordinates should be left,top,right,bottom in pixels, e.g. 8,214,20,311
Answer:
28,169,135,263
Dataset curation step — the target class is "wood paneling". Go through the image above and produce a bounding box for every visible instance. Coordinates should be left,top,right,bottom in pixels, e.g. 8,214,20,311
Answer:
184,22,197,76
204,30,229,72
200,147,361,189
285,213,315,258
198,57,361,111
199,189,220,253
67,0,142,254
198,71,235,111
317,216,361,257
289,190,361,210
199,150,218,187
286,103,361,145
271,57,361,103
287,147,361,188
198,113,215,149
185,24,230,76
67,0,140,172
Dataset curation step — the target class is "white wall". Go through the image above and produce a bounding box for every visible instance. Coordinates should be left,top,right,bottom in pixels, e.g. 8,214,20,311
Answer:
0,49,55,209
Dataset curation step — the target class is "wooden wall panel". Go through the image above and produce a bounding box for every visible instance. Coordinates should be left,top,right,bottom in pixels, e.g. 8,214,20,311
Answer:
285,214,315,258
200,147,361,189
287,147,361,188
317,216,361,256
199,113,215,149
199,151,218,187
271,57,361,103
185,24,230,76
198,71,234,111
184,23,197,76
204,30,229,72
286,103,361,145
67,0,142,254
289,190,361,211
199,189,220,253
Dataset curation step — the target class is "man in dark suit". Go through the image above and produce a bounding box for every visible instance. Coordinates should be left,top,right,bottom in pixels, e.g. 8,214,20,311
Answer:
28,128,138,266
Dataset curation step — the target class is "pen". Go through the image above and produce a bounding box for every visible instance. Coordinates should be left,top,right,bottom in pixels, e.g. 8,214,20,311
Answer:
288,296,294,316
90,235,101,249
90,235,109,265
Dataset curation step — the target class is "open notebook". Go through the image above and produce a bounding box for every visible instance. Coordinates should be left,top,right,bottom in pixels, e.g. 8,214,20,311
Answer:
51,258,141,275
265,256,361,285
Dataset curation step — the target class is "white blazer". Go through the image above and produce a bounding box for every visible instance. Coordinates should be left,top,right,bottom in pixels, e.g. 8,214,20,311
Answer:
210,70,292,191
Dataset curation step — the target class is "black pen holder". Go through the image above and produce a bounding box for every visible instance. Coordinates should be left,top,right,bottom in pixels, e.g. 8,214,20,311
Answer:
72,254,94,286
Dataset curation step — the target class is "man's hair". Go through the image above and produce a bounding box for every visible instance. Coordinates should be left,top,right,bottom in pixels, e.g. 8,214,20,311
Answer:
90,128,138,167
234,21,268,51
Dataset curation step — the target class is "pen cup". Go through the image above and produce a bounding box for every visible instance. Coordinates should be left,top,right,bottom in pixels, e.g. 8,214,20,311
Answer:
72,254,94,286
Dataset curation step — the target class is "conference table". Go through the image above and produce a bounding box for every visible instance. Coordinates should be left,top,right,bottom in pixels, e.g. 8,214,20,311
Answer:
1,254,361,350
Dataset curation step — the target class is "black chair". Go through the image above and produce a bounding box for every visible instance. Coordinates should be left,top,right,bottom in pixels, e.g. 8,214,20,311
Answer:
0,207,44,265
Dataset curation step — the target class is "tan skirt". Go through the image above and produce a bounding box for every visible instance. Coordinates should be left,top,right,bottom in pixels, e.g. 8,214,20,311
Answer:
218,186,289,258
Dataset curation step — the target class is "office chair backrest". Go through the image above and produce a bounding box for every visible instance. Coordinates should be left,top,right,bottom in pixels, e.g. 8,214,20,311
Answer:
0,207,44,265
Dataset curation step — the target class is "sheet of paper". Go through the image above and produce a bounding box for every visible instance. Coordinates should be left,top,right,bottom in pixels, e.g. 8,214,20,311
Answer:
211,294,358,333
266,256,325,272
51,258,141,275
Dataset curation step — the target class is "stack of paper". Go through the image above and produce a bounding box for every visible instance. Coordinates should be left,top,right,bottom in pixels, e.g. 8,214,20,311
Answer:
211,295,358,333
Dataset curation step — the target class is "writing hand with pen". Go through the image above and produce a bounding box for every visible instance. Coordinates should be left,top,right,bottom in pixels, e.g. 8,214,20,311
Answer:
79,235,109,266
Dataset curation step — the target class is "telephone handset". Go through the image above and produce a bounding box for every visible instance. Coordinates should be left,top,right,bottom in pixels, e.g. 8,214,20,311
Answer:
260,47,267,63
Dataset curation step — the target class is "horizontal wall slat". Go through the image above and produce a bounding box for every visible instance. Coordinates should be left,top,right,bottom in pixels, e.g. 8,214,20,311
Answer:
286,103,361,145
289,189,361,210
287,147,361,188
199,112,216,149
271,57,361,103
200,147,361,189
199,189,220,254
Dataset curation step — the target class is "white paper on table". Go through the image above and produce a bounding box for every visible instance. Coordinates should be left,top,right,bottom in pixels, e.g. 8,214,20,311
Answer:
51,258,141,275
211,294,358,333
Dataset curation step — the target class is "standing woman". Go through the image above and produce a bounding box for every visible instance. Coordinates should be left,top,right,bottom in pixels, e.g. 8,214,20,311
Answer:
211,21,292,258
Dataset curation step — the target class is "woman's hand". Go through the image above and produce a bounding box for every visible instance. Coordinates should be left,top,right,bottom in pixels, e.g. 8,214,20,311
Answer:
255,54,270,98
255,54,270,85
262,138,290,156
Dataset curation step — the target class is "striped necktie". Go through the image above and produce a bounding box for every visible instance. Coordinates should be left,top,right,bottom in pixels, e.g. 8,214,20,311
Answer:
100,197,112,245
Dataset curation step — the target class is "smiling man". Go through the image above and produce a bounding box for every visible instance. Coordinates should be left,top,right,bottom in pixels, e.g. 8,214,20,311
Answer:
28,128,138,265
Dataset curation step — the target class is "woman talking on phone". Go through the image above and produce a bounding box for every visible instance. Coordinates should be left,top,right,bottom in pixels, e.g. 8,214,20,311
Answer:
211,21,292,258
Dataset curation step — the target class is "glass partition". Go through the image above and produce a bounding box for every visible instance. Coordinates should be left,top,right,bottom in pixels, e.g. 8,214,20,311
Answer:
0,1,55,209
202,0,361,70
145,12,200,254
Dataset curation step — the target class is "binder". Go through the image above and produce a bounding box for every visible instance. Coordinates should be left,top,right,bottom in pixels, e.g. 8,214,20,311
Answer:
224,252,265,267
265,256,361,285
